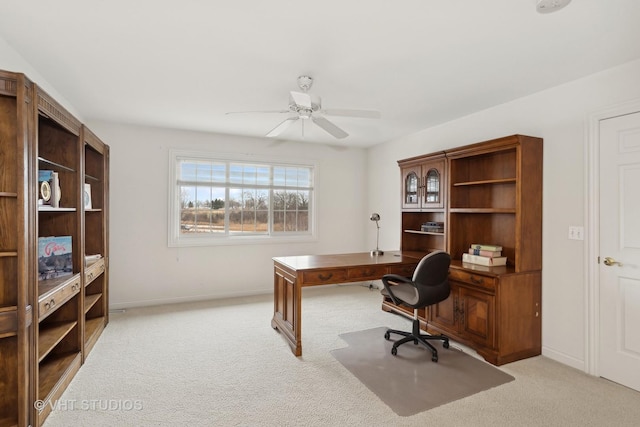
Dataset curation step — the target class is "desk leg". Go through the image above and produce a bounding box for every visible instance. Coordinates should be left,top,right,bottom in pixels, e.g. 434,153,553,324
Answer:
271,265,302,356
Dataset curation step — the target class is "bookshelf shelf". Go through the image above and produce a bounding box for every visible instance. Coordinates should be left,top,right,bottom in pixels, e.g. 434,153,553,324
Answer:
452,178,516,186
37,157,76,173
449,208,516,214
38,352,81,401
84,293,101,313
38,320,77,362
404,229,445,236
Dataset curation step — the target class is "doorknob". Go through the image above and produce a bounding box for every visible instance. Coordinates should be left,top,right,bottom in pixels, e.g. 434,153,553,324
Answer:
603,257,623,267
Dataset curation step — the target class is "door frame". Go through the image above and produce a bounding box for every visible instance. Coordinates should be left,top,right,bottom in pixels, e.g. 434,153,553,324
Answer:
585,98,640,376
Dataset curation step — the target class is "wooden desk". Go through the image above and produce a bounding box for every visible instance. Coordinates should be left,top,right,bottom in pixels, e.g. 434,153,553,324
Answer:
271,251,423,356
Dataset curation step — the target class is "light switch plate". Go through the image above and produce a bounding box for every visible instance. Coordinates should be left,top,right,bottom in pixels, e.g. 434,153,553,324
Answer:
568,226,584,240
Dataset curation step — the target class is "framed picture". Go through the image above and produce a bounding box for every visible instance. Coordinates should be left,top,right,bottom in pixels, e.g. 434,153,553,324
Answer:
84,183,92,210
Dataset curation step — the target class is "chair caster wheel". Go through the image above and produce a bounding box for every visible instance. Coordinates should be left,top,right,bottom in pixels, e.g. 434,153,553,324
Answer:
391,347,398,356
443,341,450,349
432,355,438,362
384,331,390,340
413,339,419,345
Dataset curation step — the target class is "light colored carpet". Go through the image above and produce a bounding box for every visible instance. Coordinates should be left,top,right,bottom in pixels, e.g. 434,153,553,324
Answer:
44,284,640,426
331,327,514,416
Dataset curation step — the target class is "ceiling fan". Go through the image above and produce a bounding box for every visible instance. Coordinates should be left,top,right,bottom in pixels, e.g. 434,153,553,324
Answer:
226,75,380,139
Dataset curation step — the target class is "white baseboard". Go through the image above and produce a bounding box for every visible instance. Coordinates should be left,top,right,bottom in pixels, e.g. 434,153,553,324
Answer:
542,345,586,372
109,288,272,310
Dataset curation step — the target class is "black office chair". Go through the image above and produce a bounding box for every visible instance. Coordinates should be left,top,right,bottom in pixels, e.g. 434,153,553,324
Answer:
381,251,451,362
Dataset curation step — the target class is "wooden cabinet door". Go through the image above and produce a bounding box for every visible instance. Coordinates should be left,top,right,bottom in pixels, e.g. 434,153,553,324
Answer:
401,165,422,210
427,292,457,335
459,286,495,349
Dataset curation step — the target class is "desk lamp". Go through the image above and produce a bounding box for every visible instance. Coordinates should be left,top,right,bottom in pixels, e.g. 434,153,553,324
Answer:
370,213,383,256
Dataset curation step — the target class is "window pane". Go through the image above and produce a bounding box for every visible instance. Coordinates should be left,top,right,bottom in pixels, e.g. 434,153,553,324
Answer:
285,211,297,231
172,154,313,245
297,211,309,231
273,190,285,210
297,168,311,186
179,161,198,181
298,191,309,211
194,186,222,233
273,210,284,232
286,167,298,187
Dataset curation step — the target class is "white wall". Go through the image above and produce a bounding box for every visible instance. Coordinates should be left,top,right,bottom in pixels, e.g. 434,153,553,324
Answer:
85,122,369,309
0,37,82,119
367,58,640,370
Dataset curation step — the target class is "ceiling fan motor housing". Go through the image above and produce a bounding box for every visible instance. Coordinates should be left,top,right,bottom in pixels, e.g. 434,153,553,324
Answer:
297,75,313,91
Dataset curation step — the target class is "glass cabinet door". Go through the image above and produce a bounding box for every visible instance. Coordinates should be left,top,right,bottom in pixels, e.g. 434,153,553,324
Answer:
422,159,445,209
425,169,440,203
401,166,422,210
405,172,419,204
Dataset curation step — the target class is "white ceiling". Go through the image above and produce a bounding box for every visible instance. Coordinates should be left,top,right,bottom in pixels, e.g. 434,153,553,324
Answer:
1,0,640,148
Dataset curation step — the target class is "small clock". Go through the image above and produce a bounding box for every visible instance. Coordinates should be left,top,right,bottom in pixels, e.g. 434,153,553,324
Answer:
40,181,51,202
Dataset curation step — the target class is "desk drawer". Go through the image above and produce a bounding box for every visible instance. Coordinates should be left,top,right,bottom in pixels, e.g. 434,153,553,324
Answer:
347,265,388,281
39,276,81,320
449,269,497,291
387,264,416,278
85,258,105,285
302,269,348,285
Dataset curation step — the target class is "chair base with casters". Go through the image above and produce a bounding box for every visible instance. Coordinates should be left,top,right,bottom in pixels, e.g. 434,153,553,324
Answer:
384,309,450,362
381,250,452,362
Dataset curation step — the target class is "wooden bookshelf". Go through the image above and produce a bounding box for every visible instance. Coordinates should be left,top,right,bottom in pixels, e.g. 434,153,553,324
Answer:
0,69,110,426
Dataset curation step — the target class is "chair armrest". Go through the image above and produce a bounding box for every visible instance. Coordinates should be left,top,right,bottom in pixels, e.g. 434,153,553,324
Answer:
381,274,414,306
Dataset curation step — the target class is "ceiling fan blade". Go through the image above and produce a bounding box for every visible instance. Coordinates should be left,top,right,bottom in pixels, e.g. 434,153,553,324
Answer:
225,110,289,115
322,108,381,119
266,117,298,138
289,91,312,109
311,116,349,139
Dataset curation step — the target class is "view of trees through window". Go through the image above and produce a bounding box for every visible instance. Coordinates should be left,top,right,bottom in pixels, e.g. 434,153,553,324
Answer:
176,159,312,236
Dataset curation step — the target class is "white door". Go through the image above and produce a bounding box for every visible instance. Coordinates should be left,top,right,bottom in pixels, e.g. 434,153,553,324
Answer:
599,111,640,391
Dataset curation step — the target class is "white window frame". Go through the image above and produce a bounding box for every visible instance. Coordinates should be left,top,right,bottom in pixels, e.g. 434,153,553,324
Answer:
168,149,318,247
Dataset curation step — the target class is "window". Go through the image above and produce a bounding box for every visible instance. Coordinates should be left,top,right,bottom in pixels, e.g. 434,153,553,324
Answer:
168,150,315,246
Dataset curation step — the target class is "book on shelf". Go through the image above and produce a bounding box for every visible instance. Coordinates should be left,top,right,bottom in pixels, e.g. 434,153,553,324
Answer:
470,243,502,252
462,253,507,266
468,248,502,257
38,236,73,280
421,221,444,233
85,254,103,266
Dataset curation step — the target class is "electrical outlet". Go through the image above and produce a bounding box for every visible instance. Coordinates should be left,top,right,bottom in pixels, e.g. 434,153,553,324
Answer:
568,226,584,240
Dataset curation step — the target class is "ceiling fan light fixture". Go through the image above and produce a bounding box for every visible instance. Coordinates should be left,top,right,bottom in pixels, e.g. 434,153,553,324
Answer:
299,109,312,119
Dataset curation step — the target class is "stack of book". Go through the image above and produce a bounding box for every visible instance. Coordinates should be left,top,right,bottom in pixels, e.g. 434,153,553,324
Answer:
462,243,507,266
421,221,444,233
